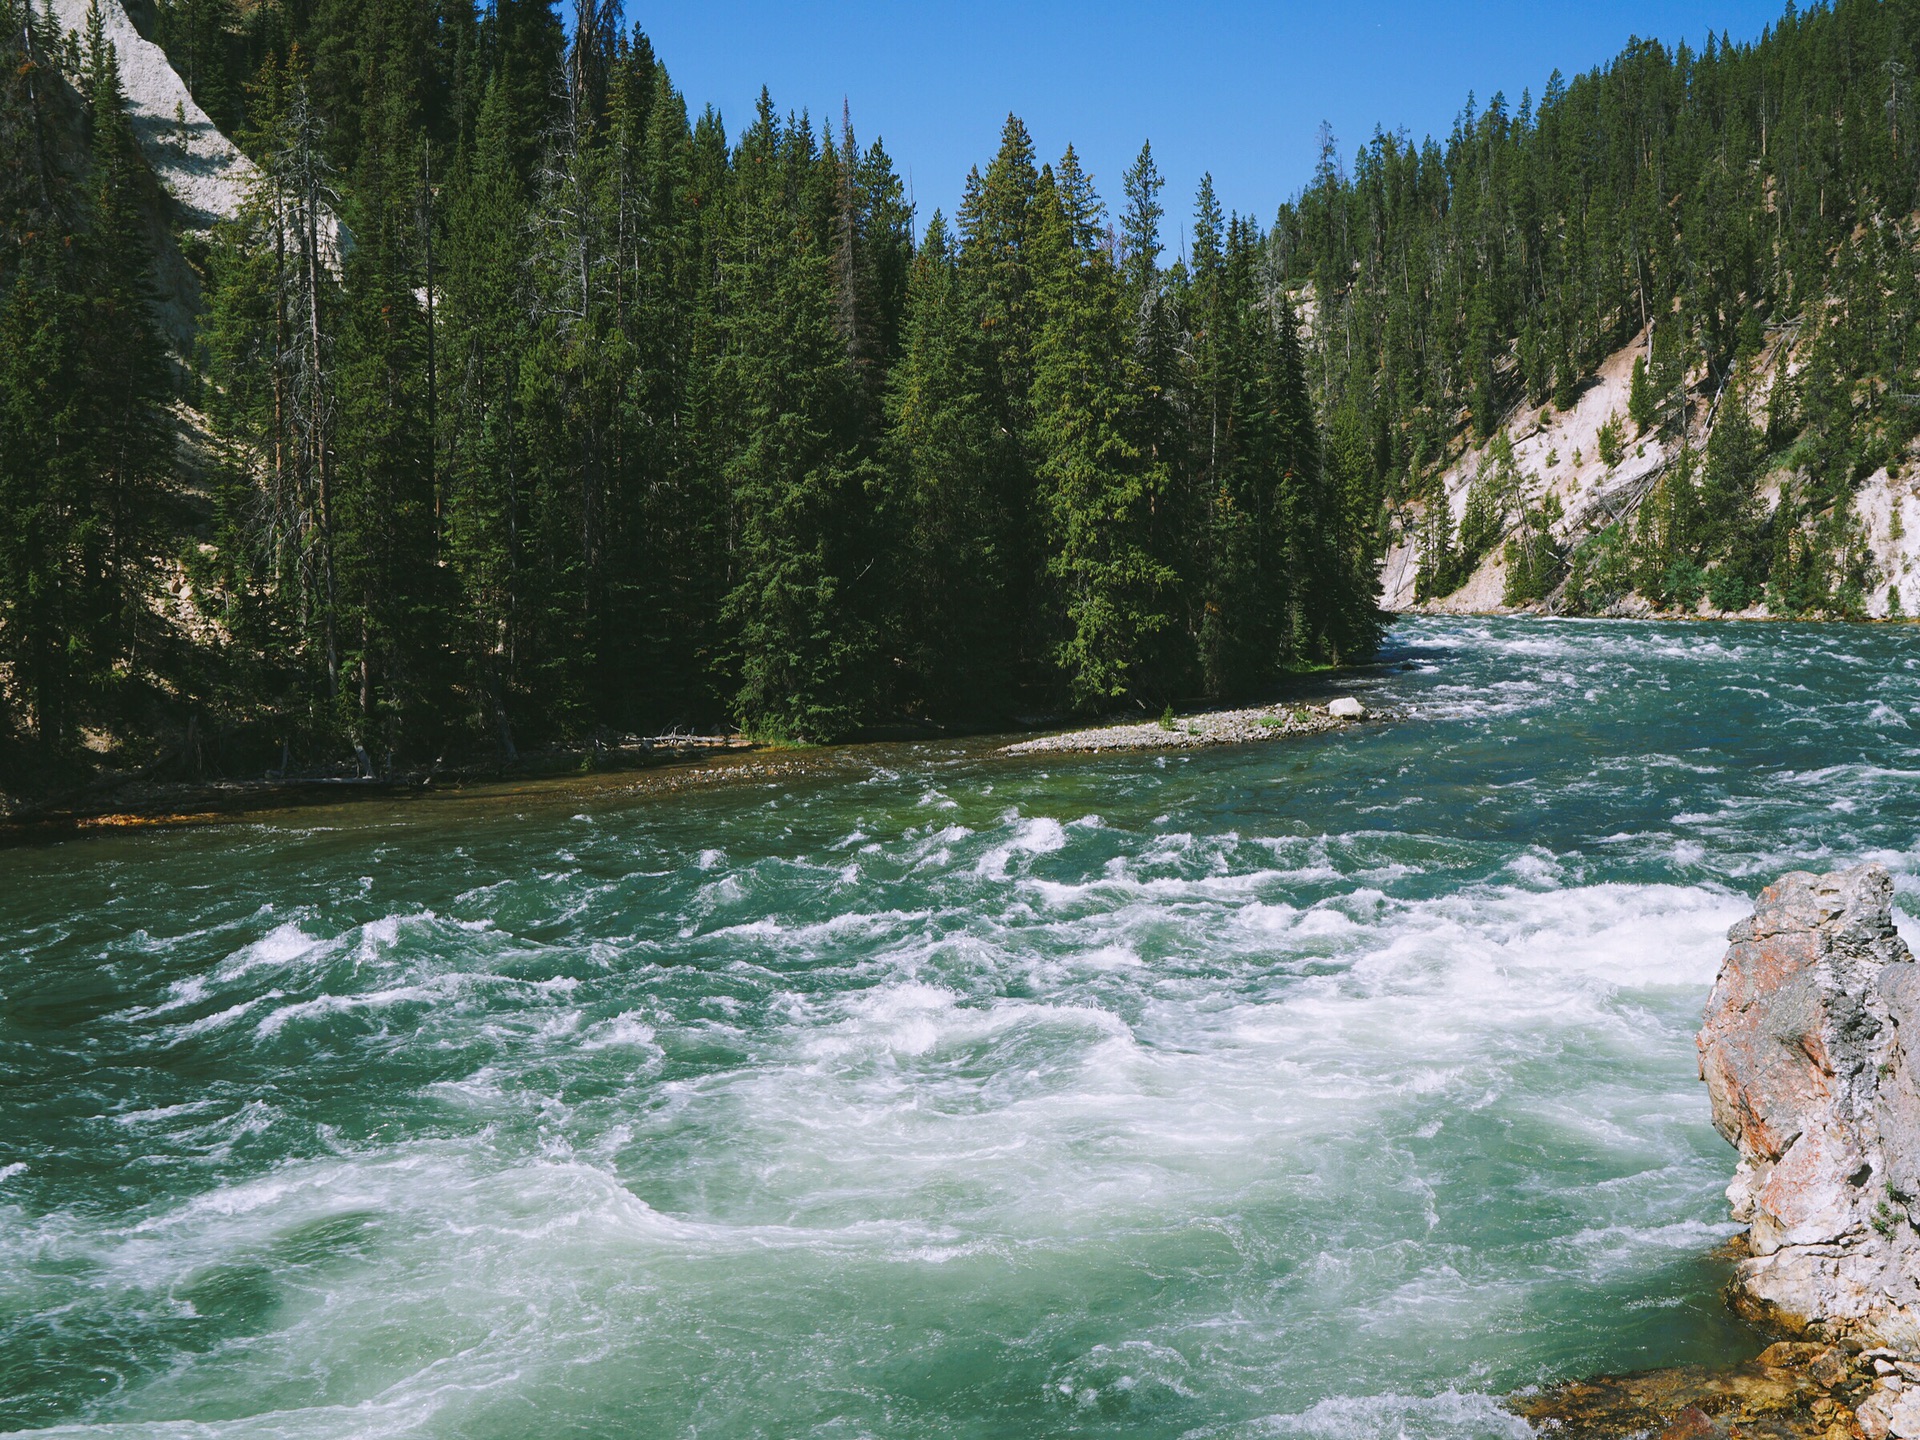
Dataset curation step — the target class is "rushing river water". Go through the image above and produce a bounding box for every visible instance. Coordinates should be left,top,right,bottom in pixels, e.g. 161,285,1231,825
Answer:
5,616,1920,1439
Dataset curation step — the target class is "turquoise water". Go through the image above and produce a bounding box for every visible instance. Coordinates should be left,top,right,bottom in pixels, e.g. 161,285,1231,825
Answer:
4,616,1919,1439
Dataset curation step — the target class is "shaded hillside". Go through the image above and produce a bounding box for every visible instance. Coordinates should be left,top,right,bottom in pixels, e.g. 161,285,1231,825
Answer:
0,0,207,800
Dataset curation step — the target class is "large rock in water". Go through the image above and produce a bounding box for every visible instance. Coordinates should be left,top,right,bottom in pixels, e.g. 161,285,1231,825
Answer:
1697,864,1920,1352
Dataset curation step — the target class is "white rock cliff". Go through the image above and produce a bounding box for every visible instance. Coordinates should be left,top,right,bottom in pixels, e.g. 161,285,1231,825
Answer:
49,0,254,229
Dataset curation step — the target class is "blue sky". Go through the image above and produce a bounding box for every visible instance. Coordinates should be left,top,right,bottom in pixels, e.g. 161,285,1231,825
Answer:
635,1,1790,255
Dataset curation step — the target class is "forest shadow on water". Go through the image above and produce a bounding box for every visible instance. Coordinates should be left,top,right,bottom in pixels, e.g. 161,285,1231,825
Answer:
3,616,1917,1439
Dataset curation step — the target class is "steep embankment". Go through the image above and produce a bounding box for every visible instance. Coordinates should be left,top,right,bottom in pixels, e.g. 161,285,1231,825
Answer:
37,0,252,349
48,0,252,229
1383,330,1920,620
1380,339,1663,611
40,0,342,344
1861,466,1920,618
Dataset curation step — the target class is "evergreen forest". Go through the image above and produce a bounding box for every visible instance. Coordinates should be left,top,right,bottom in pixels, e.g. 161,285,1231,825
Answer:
0,0,1381,785
5,0,1920,788
1282,0,1920,618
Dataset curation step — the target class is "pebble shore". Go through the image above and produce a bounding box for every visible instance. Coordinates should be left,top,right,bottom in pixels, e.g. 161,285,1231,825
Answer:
999,700,1368,756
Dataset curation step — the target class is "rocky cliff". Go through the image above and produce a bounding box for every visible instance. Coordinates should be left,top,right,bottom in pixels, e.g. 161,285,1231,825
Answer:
1698,864,1920,1386
47,0,254,232
1378,332,1920,621
32,0,344,350
1378,335,1672,614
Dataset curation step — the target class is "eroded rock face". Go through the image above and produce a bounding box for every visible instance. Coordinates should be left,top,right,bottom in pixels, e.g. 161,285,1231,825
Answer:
1697,864,1920,1352
48,0,255,231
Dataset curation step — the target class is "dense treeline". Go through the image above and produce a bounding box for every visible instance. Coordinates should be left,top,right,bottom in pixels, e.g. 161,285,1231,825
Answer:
35,0,1920,782
1285,0,1920,616
0,0,1379,783
0,0,177,765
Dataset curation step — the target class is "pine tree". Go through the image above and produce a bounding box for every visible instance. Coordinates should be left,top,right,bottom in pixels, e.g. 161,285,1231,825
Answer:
440,71,533,753
76,9,171,694
955,115,1045,678
1193,205,1269,692
718,95,882,740
329,8,444,764
153,0,242,132
0,2,171,764
1118,141,1188,689
513,10,622,737
203,50,352,752
1028,148,1175,709
1270,267,1376,663
486,0,563,182
619,55,725,730
0,254,88,755
886,212,1016,716
1698,376,1770,603
1628,354,1655,434
958,115,1040,436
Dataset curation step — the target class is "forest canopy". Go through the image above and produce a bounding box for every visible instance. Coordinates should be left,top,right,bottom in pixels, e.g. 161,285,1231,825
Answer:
0,0,1381,784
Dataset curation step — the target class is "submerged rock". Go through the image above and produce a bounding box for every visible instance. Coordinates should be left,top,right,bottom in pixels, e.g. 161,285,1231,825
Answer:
1696,864,1920,1353
1508,1342,1861,1440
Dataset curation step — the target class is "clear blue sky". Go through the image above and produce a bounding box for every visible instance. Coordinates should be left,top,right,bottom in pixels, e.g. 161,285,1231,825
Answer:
633,1,1790,254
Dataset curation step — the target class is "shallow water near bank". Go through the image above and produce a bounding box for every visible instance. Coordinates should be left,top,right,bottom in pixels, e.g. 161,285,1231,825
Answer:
4,616,1919,1439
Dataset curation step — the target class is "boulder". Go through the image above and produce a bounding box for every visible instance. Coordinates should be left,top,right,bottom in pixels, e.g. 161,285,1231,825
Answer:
1327,697,1366,719
1856,1382,1920,1440
1697,864,1920,1351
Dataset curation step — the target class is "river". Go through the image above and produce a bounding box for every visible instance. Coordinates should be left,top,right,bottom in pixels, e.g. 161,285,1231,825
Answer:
4,616,1918,1439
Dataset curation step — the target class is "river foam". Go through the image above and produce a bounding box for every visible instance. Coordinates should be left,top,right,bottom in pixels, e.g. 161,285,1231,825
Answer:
5,616,1919,1437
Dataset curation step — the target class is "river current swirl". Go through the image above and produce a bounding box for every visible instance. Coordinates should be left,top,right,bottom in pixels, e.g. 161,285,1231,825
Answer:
4,616,1919,1438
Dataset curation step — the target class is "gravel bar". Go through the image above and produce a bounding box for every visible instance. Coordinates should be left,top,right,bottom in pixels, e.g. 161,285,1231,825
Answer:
999,700,1369,756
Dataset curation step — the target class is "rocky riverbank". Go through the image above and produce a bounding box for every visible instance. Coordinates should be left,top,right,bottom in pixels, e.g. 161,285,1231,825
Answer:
1696,864,1920,1356
1000,697,1370,756
1517,863,1920,1440
1513,1337,1884,1440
